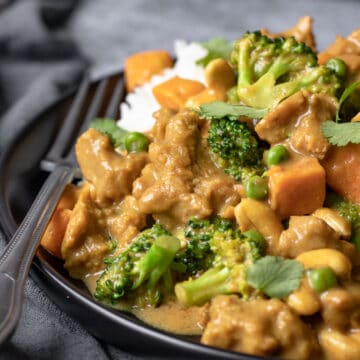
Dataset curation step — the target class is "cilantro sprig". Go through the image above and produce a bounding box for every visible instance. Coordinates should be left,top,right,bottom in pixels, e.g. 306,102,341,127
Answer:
198,101,268,120
321,80,360,147
90,118,129,149
196,37,233,67
90,118,149,152
335,79,360,122
246,256,304,298
321,121,360,146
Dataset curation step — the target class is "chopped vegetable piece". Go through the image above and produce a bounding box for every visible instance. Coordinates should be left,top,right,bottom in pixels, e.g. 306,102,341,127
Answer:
198,101,268,120
308,267,337,293
322,143,360,204
90,118,128,149
152,76,205,110
41,184,81,258
246,256,304,298
230,31,344,109
124,132,149,153
95,225,179,307
196,37,233,67
90,118,149,152
42,208,72,258
325,58,347,79
245,176,268,200
321,121,360,146
266,145,289,166
326,193,360,249
124,50,173,92
207,116,266,183
267,157,326,219
175,218,267,306
335,79,360,122
173,217,217,276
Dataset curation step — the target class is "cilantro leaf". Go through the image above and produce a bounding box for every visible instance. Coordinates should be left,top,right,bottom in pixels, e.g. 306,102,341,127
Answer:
246,256,304,298
90,118,129,150
196,37,233,67
198,101,268,120
336,79,360,122
321,80,360,146
321,121,360,146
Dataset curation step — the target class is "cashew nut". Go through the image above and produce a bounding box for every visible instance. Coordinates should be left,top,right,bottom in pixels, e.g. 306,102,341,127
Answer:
286,277,321,315
351,112,360,122
312,208,351,238
204,58,236,90
234,198,283,254
186,59,236,109
338,240,360,266
320,329,360,360
295,248,352,279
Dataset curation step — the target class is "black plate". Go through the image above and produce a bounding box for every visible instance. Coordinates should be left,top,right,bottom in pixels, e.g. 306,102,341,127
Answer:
0,72,267,360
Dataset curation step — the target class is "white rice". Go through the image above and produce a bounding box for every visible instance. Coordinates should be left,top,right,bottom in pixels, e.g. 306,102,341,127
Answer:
117,40,207,132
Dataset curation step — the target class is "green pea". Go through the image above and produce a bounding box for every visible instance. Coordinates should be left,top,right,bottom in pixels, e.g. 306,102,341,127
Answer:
326,58,347,79
351,228,360,251
308,267,337,293
124,132,149,153
245,176,268,200
266,145,289,166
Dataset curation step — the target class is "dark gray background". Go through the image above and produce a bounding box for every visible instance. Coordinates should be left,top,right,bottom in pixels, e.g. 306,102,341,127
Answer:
0,0,359,359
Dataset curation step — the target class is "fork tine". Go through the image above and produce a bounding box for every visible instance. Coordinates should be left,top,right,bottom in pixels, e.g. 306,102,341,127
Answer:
46,75,91,161
77,78,109,135
42,74,125,174
105,76,125,119
65,75,125,173
64,78,110,170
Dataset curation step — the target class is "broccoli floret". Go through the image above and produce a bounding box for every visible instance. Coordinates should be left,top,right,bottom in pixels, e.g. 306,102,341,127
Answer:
174,217,238,276
173,218,215,276
326,193,360,250
230,31,345,109
207,117,266,182
174,224,267,307
95,224,180,307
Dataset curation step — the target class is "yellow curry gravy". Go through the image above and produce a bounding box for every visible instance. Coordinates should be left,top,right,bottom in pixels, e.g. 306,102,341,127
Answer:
41,21,360,358
84,273,207,335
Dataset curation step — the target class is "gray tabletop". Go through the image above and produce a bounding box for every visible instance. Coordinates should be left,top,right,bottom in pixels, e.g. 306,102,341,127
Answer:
0,0,359,359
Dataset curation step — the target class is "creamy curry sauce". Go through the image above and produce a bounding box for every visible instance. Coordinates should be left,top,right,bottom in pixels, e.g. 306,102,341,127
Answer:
40,18,360,360
84,273,207,335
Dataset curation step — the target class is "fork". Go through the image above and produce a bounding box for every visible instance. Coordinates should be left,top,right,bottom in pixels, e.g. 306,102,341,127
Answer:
0,72,125,344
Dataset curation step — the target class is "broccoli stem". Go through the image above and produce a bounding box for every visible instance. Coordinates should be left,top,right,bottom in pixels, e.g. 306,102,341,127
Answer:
268,60,291,80
237,39,253,86
297,68,325,87
175,266,231,306
352,227,360,251
162,268,174,294
133,235,180,290
274,67,326,98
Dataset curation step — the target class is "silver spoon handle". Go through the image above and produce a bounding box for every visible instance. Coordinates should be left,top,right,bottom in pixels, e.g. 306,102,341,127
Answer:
0,164,74,344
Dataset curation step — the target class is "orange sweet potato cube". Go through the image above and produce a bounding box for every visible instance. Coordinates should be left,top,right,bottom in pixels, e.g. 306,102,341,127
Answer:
322,143,360,204
41,208,73,258
152,76,205,110
268,157,326,219
40,184,81,258
124,50,173,92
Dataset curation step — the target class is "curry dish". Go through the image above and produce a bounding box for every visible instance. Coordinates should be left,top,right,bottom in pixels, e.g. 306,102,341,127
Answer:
41,16,360,360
